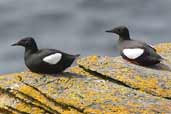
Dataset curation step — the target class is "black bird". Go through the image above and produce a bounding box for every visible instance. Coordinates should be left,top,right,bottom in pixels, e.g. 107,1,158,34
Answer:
106,26,163,66
12,37,80,74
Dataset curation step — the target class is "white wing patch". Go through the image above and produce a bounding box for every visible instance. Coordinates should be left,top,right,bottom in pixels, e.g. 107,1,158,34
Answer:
43,53,62,64
123,48,144,59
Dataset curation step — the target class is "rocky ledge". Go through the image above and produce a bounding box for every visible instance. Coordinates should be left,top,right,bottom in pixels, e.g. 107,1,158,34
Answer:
0,43,171,114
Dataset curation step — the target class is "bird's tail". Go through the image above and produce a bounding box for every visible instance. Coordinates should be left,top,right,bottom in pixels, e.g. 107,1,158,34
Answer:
160,56,168,62
74,54,80,58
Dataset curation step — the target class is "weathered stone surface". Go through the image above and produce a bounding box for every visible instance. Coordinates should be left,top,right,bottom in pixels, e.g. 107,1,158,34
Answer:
0,43,171,114
77,43,171,99
0,68,170,114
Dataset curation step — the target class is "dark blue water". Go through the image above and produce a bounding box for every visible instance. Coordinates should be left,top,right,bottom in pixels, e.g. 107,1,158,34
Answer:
1,0,171,74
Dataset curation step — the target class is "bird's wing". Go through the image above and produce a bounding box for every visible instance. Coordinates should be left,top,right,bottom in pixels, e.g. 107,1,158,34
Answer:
121,40,161,60
36,49,79,65
122,48,144,59
146,44,156,52
36,49,63,65
43,53,62,64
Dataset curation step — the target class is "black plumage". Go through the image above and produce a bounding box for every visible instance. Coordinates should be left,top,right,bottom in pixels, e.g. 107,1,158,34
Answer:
106,26,163,66
12,37,80,74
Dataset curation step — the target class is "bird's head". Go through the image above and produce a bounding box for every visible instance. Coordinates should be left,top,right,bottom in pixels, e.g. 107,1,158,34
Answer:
11,37,38,52
106,26,130,40
11,37,37,48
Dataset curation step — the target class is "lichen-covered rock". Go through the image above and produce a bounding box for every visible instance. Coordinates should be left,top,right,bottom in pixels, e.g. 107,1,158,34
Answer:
77,43,171,99
0,70,171,114
0,43,171,114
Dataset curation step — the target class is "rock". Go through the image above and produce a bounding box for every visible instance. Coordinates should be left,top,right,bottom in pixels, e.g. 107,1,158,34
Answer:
77,43,171,99
0,43,171,114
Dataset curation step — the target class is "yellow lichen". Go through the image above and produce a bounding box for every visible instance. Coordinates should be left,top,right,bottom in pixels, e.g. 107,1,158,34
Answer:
16,102,44,114
1,43,171,114
155,43,171,53
18,85,64,113
78,54,171,98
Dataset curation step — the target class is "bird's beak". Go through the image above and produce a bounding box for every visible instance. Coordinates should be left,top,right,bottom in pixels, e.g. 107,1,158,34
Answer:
105,30,113,33
11,42,20,46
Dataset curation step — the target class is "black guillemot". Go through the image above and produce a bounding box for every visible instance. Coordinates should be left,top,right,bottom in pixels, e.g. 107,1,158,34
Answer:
106,26,163,66
12,37,80,74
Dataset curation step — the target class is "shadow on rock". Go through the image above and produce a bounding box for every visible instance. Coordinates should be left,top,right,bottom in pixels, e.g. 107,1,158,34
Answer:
146,63,171,72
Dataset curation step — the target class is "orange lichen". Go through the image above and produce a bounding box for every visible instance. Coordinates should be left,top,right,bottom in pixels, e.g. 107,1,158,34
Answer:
155,43,171,53
18,85,64,113
16,102,45,114
68,66,97,78
134,76,158,90
1,43,171,114
78,54,171,98
84,106,131,114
